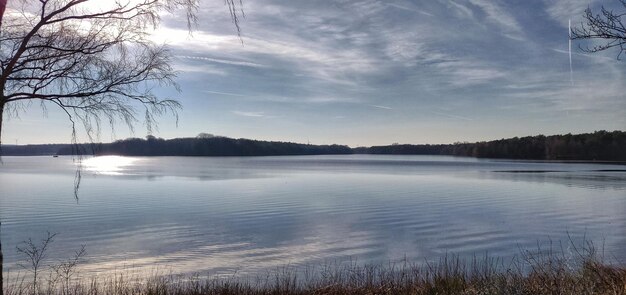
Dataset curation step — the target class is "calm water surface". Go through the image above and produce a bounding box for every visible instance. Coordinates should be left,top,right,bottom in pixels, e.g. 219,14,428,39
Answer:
1,155,625,276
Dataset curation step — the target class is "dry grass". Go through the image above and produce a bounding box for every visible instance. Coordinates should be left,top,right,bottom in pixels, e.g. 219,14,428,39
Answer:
4,240,625,295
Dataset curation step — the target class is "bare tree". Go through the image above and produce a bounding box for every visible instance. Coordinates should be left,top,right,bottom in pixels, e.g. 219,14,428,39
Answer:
50,244,86,295
0,0,243,293
571,0,626,59
16,232,57,295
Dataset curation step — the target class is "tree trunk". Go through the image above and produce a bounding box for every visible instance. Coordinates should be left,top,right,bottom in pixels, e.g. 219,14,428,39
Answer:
1,101,4,295
0,14,6,295
0,0,7,27
0,0,7,287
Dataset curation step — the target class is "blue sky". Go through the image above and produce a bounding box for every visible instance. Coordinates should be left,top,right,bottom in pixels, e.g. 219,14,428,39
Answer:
4,0,626,146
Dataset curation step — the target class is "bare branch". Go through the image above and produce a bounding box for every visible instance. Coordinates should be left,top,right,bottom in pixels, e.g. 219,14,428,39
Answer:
0,0,244,206
571,0,626,59
1,0,243,145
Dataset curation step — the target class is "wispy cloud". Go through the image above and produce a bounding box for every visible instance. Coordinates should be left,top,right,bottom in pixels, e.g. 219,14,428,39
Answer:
154,0,626,142
503,78,626,113
551,48,615,61
178,55,267,68
203,90,249,97
429,58,507,87
172,62,227,75
386,3,434,17
8,0,626,145
467,0,525,40
429,110,473,121
446,1,474,18
545,0,596,27
369,105,393,110
232,111,268,118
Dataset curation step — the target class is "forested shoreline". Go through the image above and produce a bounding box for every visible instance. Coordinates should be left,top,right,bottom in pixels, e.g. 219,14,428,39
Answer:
2,130,625,161
0,136,353,157
357,130,626,161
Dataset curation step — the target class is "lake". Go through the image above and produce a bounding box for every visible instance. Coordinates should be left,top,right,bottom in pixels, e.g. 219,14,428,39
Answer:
1,155,625,277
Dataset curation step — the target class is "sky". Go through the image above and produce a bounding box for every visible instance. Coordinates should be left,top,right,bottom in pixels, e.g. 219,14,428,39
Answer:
3,0,626,146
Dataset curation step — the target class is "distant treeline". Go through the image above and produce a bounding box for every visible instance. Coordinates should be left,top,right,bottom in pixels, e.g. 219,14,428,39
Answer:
2,130,625,161
0,144,72,156
355,130,626,161
53,135,353,156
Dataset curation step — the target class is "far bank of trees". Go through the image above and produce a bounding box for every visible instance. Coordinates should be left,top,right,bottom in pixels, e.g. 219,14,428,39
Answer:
356,130,626,161
2,130,625,161
58,135,353,157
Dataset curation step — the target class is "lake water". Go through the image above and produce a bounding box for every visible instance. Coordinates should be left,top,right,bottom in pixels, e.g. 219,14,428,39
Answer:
1,155,625,277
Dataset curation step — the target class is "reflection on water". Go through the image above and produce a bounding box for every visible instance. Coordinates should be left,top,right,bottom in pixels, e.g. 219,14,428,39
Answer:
0,155,624,277
83,156,140,175
485,171,626,190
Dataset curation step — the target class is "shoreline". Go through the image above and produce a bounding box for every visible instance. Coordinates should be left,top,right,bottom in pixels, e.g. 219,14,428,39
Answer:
5,244,625,295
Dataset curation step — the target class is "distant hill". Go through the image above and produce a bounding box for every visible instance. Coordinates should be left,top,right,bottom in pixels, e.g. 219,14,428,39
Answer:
2,131,625,161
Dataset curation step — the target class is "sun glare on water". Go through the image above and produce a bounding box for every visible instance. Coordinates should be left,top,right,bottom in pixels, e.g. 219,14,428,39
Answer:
82,156,138,175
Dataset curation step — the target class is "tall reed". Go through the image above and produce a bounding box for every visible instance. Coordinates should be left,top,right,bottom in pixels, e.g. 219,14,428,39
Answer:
4,239,625,295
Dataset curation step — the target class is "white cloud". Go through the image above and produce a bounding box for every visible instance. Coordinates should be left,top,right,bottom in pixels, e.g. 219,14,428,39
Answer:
369,105,393,110
203,90,249,97
467,0,525,40
442,63,507,87
386,3,434,17
157,0,624,118
446,1,475,18
154,27,378,88
232,111,267,117
551,48,615,62
429,110,473,121
178,56,267,68
172,62,227,75
500,64,625,114
546,0,595,27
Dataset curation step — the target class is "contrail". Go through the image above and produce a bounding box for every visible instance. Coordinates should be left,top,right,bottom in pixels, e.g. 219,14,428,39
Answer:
569,18,574,86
